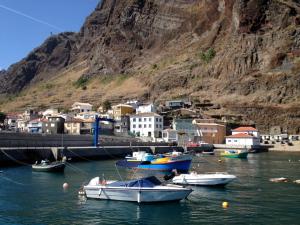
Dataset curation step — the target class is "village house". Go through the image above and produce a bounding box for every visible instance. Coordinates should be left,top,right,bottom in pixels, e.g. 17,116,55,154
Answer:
172,118,199,145
114,115,130,136
4,113,19,131
130,113,163,141
193,119,226,144
27,118,46,133
226,126,260,147
71,102,93,114
162,129,178,143
165,99,192,110
226,133,260,147
112,104,135,120
136,103,156,114
232,126,260,138
43,116,65,134
64,118,84,135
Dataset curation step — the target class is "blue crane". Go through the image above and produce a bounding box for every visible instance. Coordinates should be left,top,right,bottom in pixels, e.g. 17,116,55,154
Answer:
93,115,115,146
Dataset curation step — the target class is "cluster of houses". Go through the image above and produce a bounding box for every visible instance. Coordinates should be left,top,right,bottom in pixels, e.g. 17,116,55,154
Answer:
2,100,264,147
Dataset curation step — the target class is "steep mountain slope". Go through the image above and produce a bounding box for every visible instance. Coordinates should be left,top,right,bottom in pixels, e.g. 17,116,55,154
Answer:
0,0,300,132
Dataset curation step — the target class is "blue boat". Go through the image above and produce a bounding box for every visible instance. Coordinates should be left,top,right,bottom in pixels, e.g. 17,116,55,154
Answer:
116,151,192,172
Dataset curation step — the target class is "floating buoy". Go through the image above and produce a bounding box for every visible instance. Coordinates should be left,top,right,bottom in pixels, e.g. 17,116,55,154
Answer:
269,177,288,183
218,159,222,163
222,201,229,208
293,180,300,184
288,159,291,162
63,183,69,189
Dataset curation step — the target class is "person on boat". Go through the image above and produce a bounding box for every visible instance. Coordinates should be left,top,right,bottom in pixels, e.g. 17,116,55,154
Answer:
163,169,179,181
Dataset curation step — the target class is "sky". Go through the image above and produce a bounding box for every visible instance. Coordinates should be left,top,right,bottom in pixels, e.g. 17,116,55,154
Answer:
0,0,100,70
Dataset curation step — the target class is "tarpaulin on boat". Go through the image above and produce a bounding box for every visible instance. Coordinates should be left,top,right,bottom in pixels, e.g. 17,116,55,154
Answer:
108,176,162,188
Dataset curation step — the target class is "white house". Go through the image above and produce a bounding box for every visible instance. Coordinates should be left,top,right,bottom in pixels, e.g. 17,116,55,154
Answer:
226,133,260,146
42,108,59,118
136,103,156,114
71,102,93,113
232,126,260,138
75,111,99,120
130,113,163,141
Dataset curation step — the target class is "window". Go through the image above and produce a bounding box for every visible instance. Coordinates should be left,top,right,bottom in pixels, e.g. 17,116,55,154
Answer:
139,118,142,122
159,125,162,128
159,118,162,122
156,124,158,128
133,118,136,122
234,140,238,142
144,124,146,128
133,125,136,128
149,124,152,128
228,140,231,142
156,118,158,122
144,118,147,122
149,118,152,122
139,124,142,128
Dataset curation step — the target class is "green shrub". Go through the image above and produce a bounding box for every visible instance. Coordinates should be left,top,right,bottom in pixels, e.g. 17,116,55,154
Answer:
199,48,216,64
74,76,89,88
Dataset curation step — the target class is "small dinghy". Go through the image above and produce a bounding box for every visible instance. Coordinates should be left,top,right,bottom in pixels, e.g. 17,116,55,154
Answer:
269,177,289,183
32,159,65,173
172,172,237,186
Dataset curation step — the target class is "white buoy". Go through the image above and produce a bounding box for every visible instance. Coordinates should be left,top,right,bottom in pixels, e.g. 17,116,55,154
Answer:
63,183,69,190
294,180,300,184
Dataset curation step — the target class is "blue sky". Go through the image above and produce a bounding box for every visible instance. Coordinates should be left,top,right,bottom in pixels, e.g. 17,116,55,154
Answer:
0,0,100,70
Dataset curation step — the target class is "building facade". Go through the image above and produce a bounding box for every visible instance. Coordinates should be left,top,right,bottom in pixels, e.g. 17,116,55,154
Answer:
71,102,93,114
43,116,65,134
232,127,260,138
226,133,260,146
193,119,226,144
112,104,135,120
130,113,163,140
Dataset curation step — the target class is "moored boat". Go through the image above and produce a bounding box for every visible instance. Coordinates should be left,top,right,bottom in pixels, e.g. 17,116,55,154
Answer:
116,151,192,172
32,160,65,172
172,172,237,186
83,176,192,203
220,150,248,158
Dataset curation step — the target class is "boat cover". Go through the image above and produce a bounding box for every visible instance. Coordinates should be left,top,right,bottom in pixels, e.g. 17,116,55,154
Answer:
108,176,162,188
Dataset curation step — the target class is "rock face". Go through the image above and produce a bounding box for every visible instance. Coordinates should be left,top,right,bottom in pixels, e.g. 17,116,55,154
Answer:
0,0,300,132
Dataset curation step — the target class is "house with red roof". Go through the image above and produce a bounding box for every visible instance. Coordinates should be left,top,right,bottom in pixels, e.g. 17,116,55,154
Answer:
232,126,260,138
226,127,260,147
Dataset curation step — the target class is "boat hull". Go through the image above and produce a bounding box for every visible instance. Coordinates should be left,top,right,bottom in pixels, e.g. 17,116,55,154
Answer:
172,174,236,186
116,159,191,172
84,186,192,202
220,152,248,158
32,163,65,172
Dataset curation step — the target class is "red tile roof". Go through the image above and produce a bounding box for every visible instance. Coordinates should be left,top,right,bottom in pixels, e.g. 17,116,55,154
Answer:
226,133,255,138
232,126,257,132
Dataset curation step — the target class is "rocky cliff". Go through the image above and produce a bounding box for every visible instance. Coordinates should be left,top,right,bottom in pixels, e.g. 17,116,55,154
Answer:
1,0,300,133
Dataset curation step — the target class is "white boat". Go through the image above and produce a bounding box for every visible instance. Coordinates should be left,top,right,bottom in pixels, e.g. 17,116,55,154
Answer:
83,176,192,203
32,160,65,173
172,172,237,186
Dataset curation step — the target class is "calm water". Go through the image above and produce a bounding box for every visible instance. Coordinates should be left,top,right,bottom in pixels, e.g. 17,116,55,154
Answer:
1,152,300,225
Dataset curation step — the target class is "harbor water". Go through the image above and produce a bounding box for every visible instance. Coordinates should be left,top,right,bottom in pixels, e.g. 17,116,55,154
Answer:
0,152,300,225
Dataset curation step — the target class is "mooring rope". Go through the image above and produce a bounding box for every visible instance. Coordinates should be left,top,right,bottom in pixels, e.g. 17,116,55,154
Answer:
0,173,31,186
0,149,31,166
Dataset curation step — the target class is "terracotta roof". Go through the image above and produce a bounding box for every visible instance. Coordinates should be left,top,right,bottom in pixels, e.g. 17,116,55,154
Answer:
232,127,257,132
65,118,84,123
226,133,255,138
